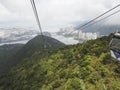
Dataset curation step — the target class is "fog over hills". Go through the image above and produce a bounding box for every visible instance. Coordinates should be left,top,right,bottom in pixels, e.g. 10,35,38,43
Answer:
0,27,78,45
0,22,120,45
57,22,120,41
0,27,39,44
0,27,52,45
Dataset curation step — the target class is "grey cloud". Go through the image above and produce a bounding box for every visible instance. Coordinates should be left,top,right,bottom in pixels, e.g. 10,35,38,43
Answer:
0,0,120,31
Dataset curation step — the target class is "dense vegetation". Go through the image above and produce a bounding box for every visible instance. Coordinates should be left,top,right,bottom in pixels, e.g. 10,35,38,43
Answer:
0,35,64,74
0,35,120,90
0,44,24,73
14,35,65,61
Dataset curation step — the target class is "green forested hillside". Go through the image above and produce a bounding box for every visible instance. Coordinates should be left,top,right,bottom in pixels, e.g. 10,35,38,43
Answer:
0,35,64,75
14,35,65,61
0,44,24,74
0,35,120,90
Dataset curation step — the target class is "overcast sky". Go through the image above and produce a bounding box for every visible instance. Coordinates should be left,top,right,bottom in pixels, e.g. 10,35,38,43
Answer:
0,0,120,32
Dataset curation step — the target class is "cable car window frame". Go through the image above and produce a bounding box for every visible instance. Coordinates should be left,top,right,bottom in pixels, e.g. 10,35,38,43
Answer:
110,35,120,53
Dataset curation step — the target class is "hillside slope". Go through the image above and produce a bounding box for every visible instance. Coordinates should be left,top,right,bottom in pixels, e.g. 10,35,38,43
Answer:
0,35,120,90
0,44,24,73
0,35,64,75
14,35,65,60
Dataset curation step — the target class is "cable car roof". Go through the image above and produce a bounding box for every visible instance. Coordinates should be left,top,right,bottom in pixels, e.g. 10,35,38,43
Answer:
113,32,120,39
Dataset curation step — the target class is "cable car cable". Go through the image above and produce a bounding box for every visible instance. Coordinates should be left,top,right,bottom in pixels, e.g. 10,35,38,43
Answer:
68,4,120,35
81,9,120,30
74,9,120,37
74,9,120,43
77,4,120,29
30,0,46,48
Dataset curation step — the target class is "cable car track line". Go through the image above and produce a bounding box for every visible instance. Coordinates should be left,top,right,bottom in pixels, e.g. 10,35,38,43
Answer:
81,9,120,30
68,4,120,35
30,0,46,48
77,4,120,29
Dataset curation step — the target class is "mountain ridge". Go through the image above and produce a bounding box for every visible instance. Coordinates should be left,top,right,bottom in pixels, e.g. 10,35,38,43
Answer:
0,35,64,75
0,44,24,74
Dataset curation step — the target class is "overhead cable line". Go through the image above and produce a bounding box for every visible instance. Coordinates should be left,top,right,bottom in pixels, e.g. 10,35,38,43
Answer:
30,0,43,35
68,4,120,35
77,9,120,42
82,9,120,30
78,4,120,29
30,0,46,48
